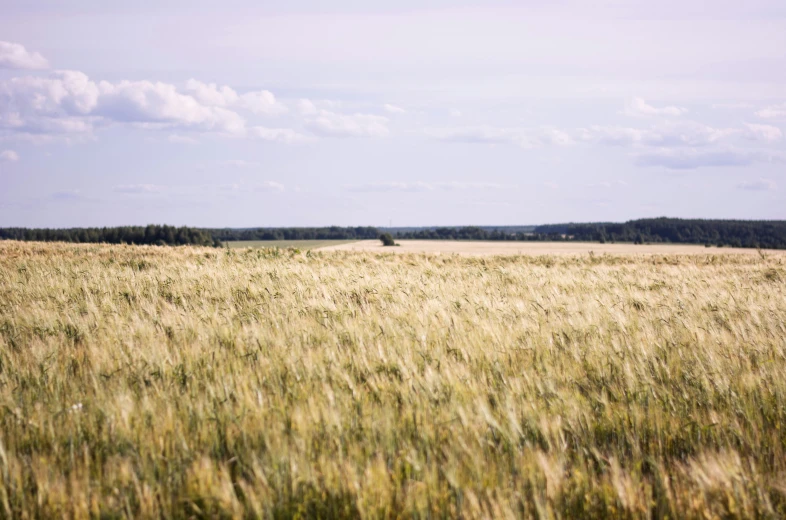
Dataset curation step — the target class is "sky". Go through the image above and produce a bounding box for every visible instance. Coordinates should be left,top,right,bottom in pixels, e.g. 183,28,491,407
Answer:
0,0,785,228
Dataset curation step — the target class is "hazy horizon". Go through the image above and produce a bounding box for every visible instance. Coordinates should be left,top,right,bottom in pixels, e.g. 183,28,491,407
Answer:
1,0,785,228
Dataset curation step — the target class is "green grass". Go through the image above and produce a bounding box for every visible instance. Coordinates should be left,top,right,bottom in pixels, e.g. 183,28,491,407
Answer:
225,239,358,250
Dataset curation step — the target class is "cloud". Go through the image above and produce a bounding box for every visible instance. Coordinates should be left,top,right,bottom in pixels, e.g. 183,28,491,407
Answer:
429,126,538,147
305,111,389,138
624,97,687,117
737,178,776,191
429,126,573,148
449,108,462,118
743,123,782,143
585,122,736,147
345,181,509,193
756,103,786,119
0,71,244,137
251,126,307,143
1,150,19,162
383,104,406,114
97,79,246,134
634,147,781,170
185,79,286,115
184,79,238,107
0,70,100,136
540,127,574,146
0,41,49,70
254,181,285,192
1,71,305,142
297,99,318,115
241,90,287,115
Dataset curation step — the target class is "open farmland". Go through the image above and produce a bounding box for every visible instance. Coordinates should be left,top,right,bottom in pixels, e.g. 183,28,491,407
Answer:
320,239,778,256
1,241,785,518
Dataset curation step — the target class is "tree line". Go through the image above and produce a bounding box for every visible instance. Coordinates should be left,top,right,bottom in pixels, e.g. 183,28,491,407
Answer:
3,219,785,249
208,226,380,242
393,218,786,249
0,225,219,247
564,218,786,249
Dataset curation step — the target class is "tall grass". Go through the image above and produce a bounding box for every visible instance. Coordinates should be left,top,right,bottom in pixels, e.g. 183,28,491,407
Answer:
0,241,785,518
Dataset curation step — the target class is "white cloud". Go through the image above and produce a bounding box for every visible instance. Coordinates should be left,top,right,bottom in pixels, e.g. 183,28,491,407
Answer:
586,122,736,147
297,99,318,115
634,147,781,170
0,71,245,137
743,123,782,143
429,126,538,147
429,126,573,148
240,90,287,115
737,178,776,191
305,111,389,138
756,103,786,119
1,71,306,141
184,79,239,107
254,181,285,192
0,41,49,70
0,70,100,136
540,127,574,146
185,80,286,115
97,79,246,134
624,97,687,117
251,126,307,143
449,108,462,118
1,150,20,162
383,103,406,114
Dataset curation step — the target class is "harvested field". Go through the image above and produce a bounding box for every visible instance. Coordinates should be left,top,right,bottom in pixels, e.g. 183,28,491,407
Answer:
320,239,781,256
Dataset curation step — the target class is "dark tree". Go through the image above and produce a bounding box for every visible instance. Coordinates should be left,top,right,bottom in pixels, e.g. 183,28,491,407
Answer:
379,233,396,246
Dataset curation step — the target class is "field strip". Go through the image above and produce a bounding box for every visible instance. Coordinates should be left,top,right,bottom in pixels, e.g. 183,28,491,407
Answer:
317,239,785,256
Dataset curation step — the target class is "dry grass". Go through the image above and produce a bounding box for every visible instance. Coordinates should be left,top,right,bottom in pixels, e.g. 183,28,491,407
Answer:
321,239,780,255
1,240,785,519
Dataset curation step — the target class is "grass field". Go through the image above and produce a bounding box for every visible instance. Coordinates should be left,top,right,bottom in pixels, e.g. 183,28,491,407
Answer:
226,240,358,250
321,239,779,256
1,240,785,518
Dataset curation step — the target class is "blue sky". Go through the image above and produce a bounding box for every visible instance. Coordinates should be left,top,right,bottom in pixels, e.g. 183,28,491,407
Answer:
1,0,784,227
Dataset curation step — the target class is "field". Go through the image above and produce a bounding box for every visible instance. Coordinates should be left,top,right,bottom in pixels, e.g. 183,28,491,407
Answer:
226,240,359,250
1,240,785,518
321,239,775,256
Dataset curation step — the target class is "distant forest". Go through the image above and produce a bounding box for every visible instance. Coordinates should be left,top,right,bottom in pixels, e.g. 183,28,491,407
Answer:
393,218,786,249
0,225,219,247
209,226,380,242
2,219,786,249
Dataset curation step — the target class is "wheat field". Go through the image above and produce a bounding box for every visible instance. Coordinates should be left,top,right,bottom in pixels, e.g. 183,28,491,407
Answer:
320,239,773,256
0,241,785,519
